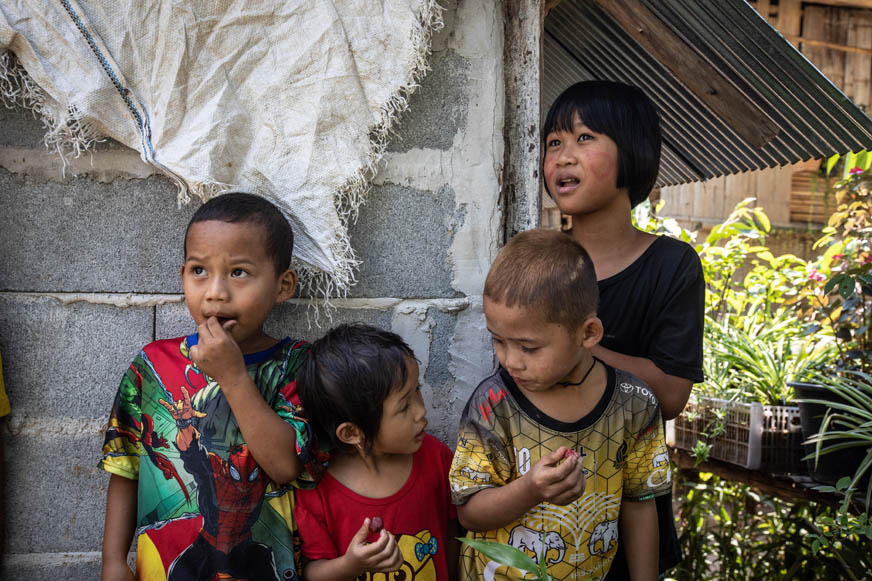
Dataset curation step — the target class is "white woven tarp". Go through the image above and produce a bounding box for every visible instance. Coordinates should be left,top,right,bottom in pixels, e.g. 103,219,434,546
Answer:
0,0,441,296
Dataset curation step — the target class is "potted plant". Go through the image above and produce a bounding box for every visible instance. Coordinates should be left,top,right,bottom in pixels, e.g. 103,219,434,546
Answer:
669,200,832,473
797,371,872,506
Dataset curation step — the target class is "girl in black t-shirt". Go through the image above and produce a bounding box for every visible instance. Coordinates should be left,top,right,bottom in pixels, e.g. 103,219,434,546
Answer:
541,81,705,580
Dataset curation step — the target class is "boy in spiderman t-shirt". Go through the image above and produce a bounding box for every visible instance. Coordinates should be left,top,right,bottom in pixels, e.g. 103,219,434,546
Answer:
100,193,319,581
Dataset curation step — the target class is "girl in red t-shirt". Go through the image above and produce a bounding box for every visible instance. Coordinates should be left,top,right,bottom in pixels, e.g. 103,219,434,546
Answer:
295,323,459,581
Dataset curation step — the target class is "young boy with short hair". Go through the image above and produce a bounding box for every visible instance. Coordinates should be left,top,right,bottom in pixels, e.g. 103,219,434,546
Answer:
450,228,669,581
100,192,318,581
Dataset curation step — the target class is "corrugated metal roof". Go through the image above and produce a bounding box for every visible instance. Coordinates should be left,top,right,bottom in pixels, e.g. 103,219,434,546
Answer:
544,0,872,186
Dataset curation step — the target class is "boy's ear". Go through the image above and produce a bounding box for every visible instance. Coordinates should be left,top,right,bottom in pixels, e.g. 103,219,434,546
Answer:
275,268,298,303
578,316,604,349
335,422,363,447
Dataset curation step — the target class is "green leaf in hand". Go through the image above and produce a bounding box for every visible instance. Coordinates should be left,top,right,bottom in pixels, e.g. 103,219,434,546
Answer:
458,537,545,578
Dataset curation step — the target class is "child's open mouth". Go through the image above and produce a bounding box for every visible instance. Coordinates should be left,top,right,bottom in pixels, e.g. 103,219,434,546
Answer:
557,177,579,193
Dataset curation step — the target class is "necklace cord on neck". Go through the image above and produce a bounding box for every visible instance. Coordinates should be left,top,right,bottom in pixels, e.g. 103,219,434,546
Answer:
557,358,597,388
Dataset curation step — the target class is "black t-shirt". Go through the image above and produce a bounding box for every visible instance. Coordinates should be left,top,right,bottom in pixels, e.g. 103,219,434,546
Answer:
599,234,705,579
598,235,705,383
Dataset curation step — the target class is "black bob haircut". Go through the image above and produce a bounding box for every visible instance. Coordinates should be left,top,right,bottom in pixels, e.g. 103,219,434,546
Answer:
542,80,662,208
299,324,415,453
184,192,294,273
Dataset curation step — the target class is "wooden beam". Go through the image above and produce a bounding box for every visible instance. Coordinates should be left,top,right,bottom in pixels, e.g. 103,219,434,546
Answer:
755,0,773,24
777,0,803,49
803,0,872,9
845,11,872,109
671,448,844,508
593,0,779,149
502,0,542,239
544,0,562,17
783,33,872,56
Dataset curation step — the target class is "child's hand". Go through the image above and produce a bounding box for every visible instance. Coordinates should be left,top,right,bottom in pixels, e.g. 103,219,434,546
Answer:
526,446,586,505
189,317,246,382
343,518,403,576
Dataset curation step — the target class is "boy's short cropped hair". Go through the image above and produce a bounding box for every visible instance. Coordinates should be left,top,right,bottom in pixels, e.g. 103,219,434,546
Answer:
299,324,414,452
484,229,597,328
184,192,294,273
542,80,661,209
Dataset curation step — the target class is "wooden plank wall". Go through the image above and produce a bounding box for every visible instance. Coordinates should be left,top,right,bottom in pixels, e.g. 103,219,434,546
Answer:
657,0,872,233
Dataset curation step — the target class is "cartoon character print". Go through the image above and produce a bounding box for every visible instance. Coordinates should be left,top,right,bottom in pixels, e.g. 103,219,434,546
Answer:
361,530,439,581
104,365,191,503
160,384,281,581
459,466,492,483
588,518,619,556
508,525,566,565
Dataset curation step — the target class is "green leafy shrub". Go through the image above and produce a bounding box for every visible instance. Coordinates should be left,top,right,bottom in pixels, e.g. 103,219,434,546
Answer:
674,472,872,581
800,156,872,373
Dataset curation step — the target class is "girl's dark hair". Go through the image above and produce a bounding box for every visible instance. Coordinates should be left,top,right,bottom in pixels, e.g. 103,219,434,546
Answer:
542,80,662,208
299,324,415,452
184,192,294,273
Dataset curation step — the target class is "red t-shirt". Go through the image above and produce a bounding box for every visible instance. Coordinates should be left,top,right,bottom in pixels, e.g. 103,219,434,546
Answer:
295,434,457,580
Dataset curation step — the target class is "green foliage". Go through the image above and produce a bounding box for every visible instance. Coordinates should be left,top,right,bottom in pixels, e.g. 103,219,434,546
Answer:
802,161,872,372
702,311,837,405
674,471,872,581
808,477,872,563
640,198,835,404
799,370,872,509
686,406,725,466
633,199,696,243
457,537,558,581
696,198,808,328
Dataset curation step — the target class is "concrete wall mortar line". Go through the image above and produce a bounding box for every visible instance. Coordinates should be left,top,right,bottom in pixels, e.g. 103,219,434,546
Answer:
3,552,103,565
0,146,156,184
0,293,471,312
4,416,106,437
0,291,184,307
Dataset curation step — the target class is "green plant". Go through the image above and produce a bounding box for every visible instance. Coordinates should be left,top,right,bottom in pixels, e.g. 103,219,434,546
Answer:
799,369,872,509
458,537,557,581
696,199,808,325
808,476,872,567
703,310,837,405
674,470,872,580
687,407,726,465
633,198,696,243
802,153,872,373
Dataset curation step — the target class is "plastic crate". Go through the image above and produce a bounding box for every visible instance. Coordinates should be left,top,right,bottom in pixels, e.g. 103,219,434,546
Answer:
760,405,806,475
667,396,762,469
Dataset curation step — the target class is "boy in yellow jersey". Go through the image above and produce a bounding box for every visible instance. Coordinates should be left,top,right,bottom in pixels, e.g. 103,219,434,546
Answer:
449,229,669,581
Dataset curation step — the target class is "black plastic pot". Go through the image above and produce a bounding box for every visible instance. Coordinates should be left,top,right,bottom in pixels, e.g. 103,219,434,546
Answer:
791,381,870,487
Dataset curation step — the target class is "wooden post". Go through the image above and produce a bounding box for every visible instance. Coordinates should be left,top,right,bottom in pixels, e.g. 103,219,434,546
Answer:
755,0,772,24
846,11,872,111
777,0,803,49
502,0,542,241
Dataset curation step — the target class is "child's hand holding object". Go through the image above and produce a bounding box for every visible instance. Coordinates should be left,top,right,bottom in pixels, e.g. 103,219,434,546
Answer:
526,446,586,506
343,517,403,576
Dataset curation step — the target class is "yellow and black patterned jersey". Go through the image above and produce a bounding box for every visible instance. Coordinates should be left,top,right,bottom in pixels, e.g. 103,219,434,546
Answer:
449,364,670,580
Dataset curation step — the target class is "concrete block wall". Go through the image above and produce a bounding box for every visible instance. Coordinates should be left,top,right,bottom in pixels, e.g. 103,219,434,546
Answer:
0,1,504,577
